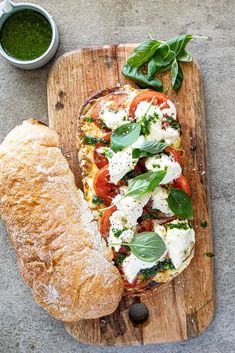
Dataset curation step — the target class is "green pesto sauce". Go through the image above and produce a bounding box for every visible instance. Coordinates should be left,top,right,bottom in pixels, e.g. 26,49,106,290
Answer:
0,10,52,61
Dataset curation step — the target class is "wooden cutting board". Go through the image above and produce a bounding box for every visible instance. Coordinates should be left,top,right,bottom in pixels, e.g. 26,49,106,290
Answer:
47,44,215,346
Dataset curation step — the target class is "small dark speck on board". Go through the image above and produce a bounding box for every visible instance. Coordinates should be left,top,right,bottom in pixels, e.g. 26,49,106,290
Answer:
59,90,65,98
55,101,64,110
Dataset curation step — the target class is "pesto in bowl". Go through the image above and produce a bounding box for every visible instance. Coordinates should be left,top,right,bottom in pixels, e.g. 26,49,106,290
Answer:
0,9,52,61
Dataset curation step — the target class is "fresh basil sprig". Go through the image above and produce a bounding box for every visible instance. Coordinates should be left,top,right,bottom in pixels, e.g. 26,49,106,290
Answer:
122,34,207,92
167,188,193,219
125,170,166,198
110,123,141,152
132,140,168,158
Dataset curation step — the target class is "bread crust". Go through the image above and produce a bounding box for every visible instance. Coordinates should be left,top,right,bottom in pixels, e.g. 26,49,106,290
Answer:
0,119,123,322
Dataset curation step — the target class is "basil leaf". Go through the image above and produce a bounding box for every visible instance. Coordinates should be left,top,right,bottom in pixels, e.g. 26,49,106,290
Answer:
122,64,163,91
129,232,166,262
148,47,175,79
154,49,175,69
172,61,183,91
178,49,192,62
157,43,171,59
110,123,141,152
132,140,168,158
166,34,193,57
147,57,157,79
127,39,162,68
167,188,193,219
125,170,166,198
175,64,183,91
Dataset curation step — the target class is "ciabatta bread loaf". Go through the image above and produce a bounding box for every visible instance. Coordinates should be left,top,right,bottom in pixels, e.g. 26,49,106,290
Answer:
0,119,123,322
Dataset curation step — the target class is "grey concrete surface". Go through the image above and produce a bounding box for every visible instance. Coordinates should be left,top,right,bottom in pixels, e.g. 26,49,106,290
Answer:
0,0,235,352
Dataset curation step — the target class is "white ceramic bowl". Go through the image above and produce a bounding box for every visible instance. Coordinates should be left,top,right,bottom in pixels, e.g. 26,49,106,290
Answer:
0,0,59,69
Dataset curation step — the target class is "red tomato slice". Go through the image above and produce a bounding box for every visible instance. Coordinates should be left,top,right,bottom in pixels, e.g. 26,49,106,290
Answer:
173,175,191,196
90,92,128,128
93,165,118,206
94,133,111,169
129,91,170,118
165,146,182,165
99,205,117,238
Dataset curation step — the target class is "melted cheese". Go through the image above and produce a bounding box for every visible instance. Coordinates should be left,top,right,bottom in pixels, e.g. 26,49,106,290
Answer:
135,101,163,120
154,220,195,269
122,254,157,283
151,187,174,215
107,136,145,184
145,121,180,144
107,192,150,251
134,99,179,144
145,153,182,184
153,223,167,238
100,104,128,130
108,148,135,184
110,192,150,228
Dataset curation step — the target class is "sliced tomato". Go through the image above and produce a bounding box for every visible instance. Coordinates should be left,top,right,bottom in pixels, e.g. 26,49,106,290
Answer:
165,146,182,165
94,133,111,169
90,92,128,128
99,205,117,238
93,165,118,205
129,91,169,118
173,175,191,196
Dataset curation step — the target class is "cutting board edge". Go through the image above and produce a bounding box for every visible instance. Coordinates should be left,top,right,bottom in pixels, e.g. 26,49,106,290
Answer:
63,303,215,347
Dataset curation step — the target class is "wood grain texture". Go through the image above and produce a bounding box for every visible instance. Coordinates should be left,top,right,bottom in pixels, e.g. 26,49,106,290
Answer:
47,44,215,346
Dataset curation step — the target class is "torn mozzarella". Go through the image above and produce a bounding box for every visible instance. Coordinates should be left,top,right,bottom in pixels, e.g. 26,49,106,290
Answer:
134,100,179,144
100,104,128,130
108,187,150,251
107,136,145,184
122,253,157,283
160,220,195,269
151,187,174,216
153,223,167,238
145,120,179,144
107,192,150,250
135,101,163,120
111,192,150,228
145,153,182,184
108,148,136,184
